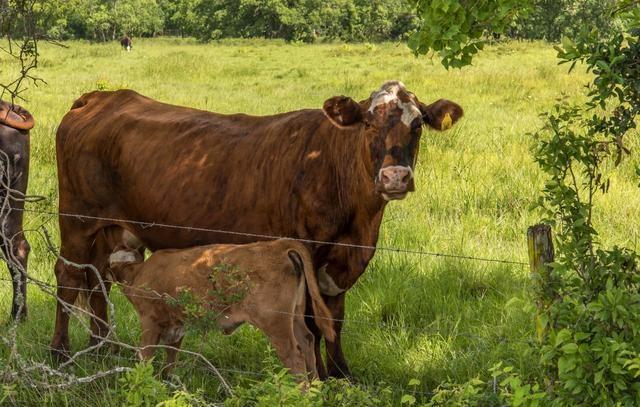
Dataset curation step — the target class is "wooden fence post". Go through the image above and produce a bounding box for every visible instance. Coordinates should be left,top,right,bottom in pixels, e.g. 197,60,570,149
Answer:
527,224,555,340
527,224,554,281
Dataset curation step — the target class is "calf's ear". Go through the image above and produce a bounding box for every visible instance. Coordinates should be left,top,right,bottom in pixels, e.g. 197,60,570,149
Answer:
322,96,363,128
419,99,463,131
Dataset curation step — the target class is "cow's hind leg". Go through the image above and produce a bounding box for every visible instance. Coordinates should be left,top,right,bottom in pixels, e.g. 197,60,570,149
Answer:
324,293,350,379
1,223,30,321
50,227,104,360
84,226,134,348
0,126,31,322
50,256,89,359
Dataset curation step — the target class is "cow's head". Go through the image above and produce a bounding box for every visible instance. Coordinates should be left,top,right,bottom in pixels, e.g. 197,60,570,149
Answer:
322,80,463,201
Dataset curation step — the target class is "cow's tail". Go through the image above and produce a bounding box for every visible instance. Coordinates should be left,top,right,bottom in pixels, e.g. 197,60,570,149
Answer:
287,245,336,342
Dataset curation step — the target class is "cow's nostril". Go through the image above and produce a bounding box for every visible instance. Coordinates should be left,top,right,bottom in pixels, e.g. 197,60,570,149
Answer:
382,173,390,183
402,173,410,183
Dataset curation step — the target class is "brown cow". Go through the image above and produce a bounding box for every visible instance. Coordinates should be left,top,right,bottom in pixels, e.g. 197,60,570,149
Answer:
106,236,335,378
120,36,132,51
0,101,33,321
51,81,463,377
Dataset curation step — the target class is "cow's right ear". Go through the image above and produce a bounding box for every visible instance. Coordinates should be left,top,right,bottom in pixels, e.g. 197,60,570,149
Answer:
322,96,363,128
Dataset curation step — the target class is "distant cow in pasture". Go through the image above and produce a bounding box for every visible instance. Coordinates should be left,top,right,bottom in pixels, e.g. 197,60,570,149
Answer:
51,81,463,377
107,234,334,378
120,36,132,51
0,101,33,321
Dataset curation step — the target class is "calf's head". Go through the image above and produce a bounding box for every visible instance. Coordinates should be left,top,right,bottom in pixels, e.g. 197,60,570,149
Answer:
322,80,463,201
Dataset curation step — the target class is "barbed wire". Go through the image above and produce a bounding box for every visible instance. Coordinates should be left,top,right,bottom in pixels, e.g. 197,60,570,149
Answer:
16,207,528,266
0,158,534,403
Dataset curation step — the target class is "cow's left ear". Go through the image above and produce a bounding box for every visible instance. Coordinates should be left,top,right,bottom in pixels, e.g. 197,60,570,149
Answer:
419,99,463,131
322,96,363,128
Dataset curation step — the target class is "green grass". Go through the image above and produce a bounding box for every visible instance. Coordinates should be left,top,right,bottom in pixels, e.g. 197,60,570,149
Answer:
1,37,639,405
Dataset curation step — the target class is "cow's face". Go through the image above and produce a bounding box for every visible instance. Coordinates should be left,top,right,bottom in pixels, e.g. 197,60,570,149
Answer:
322,81,463,201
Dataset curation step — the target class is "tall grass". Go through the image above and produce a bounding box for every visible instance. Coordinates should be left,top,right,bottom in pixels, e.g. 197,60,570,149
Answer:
0,38,638,404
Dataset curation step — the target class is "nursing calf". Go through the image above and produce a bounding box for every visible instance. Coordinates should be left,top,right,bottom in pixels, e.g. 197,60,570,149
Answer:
107,238,335,378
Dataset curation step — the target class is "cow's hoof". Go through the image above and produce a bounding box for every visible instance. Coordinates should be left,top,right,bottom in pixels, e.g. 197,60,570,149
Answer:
327,366,352,381
9,309,28,323
50,345,70,363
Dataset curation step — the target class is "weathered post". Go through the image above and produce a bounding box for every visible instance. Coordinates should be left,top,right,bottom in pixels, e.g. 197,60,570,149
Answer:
527,224,554,340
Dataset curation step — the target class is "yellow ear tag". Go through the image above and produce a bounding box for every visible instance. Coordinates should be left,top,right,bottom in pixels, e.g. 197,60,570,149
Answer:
441,112,453,130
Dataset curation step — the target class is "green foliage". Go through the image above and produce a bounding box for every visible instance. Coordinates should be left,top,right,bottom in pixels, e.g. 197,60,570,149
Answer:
208,261,251,305
407,0,527,68
511,0,623,42
224,366,401,406
163,262,250,332
118,362,209,406
531,2,640,404
425,363,546,405
118,361,169,406
35,0,164,40
31,0,418,42
191,0,418,42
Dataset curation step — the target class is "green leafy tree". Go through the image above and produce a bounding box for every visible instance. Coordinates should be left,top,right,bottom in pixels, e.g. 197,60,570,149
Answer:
407,0,528,68
511,0,622,42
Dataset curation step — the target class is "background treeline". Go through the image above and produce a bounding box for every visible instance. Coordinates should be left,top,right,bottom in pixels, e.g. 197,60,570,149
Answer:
36,0,620,43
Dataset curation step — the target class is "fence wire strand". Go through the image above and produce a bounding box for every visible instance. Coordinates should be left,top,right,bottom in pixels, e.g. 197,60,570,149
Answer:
16,207,528,266
0,166,532,402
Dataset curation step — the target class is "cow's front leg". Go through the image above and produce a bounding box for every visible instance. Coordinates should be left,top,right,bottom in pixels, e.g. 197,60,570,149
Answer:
324,293,351,379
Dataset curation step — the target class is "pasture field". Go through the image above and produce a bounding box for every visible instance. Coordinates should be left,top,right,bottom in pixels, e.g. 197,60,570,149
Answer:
1,38,639,405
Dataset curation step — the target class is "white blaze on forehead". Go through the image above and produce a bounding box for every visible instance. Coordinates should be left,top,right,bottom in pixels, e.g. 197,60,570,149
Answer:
368,80,422,127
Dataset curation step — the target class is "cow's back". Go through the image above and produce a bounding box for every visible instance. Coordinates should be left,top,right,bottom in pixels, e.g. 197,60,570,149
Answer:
56,90,333,250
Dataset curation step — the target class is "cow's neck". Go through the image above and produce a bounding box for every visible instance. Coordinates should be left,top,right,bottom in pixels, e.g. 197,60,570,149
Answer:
324,124,385,218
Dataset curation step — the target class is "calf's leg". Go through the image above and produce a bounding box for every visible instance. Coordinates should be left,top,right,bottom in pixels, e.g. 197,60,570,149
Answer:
161,337,183,378
259,316,307,377
138,319,162,362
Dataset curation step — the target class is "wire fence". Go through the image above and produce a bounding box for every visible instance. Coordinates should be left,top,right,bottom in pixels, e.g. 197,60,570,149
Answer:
0,167,534,403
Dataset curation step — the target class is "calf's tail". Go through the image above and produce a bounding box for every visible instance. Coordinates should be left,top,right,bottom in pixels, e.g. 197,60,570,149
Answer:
287,245,336,342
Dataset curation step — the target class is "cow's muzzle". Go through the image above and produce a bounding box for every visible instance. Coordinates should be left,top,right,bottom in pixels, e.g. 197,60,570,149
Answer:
377,165,413,201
